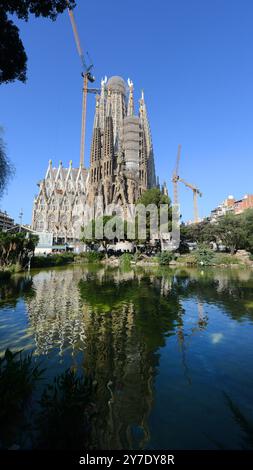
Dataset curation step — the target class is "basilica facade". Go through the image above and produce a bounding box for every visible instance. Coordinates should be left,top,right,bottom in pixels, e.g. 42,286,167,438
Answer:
32,76,157,242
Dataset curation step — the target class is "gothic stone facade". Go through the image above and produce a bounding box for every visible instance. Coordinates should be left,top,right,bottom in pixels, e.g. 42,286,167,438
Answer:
32,76,157,242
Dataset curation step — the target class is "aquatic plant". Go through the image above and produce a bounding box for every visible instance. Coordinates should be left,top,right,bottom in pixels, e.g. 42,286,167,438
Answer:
0,349,95,449
36,370,95,449
0,349,44,447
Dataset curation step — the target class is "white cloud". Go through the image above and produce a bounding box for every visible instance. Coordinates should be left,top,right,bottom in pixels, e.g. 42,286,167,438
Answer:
211,333,224,344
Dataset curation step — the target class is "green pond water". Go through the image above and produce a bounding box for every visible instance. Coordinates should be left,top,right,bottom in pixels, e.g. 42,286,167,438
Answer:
1,264,253,450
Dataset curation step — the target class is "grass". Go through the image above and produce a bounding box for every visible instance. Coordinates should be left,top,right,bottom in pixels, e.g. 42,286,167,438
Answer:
213,253,242,265
176,251,243,266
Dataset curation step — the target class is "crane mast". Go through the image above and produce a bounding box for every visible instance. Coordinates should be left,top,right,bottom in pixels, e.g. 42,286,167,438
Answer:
68,6,98,168
172,146,202,224
172,144,182,206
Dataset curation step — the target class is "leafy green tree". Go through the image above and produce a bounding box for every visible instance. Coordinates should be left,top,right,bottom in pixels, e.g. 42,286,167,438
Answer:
0,135,13,198
0,0,76,84
0,232,39,267
216,213,246,255
180,220,216,245
241,209,253,254
137,187,170,207
81,215,128,254
181,212,249,255
137,188,172,243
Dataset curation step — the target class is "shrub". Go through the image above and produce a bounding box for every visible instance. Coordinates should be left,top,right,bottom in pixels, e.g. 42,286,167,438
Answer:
31,253,75,268
159,251,172,265
120,253,133,266
159,251,174,265
8,262,23,273
193,245,215,266
85,251,104,263
176,253,196,265
75,251,105,263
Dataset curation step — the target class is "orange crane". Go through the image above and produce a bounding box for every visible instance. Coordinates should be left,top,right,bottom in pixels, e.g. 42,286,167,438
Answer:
68,5,99,167
172,146,202,223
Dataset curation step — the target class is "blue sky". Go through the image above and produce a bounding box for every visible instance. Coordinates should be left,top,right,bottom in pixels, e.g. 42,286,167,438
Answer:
0,0,253,224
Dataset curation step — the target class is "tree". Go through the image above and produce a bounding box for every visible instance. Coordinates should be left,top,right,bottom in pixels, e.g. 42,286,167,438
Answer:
180,219,216,245
241,209,253,254
0,135,13,199
0,232,39,268
137,187,170,207
82,214,133,254
0,0,76,85
216,213,246,255
137,188,172,243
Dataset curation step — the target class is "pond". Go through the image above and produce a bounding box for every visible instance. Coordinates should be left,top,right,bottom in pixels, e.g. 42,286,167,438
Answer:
0,264,253,450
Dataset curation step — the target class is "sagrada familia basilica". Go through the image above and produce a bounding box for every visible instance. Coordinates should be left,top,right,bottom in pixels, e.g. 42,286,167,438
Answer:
32,76,162,243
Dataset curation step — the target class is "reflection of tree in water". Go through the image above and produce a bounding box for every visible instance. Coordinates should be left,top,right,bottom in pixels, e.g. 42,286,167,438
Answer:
19,265,253,449
169,267,253,321
0,275,34,307
224,393,253,449
79,271,181,449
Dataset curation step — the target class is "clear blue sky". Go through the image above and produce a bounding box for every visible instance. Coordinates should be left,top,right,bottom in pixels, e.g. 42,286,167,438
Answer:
0,0,253,224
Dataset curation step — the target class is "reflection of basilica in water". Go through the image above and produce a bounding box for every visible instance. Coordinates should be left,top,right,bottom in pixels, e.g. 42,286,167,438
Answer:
25,268,88,355
21,266,253,449
24,267,183,448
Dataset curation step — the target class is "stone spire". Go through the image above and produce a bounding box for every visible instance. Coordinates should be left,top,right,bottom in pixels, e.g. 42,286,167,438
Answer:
106,89,112,117
106,76,127,146
139,90,156,188
90,95,102,166
127,78,134,116
103,110,114,161
99,76,107,131
94,94,100,128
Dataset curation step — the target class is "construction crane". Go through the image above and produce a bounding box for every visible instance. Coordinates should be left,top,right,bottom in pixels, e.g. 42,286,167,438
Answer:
177,177,202,224
172,145,202,223
68,5,99,167
172,144,182,206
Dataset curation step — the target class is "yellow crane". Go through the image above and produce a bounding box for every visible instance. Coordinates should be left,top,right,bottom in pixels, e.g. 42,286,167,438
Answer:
68,5,99,167
172,146,202,223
